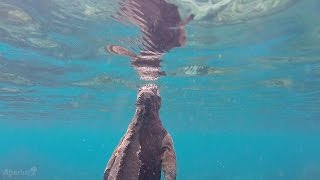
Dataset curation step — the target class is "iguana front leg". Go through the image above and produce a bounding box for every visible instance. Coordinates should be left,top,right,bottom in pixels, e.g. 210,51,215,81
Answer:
161,133,177,180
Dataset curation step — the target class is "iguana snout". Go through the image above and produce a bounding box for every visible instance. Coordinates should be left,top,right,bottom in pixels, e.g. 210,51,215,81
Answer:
136,84,161,111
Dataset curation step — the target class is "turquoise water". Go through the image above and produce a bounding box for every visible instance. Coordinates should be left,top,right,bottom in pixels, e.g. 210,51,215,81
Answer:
1,0,320,179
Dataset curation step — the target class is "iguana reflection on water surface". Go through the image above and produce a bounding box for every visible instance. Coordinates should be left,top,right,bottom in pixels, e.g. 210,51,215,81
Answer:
106,0,194,80
104,84,176,180
111,0,194,53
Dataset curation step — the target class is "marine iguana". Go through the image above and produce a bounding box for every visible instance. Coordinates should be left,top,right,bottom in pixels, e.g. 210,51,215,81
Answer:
103,1,193,179
104,84,176,180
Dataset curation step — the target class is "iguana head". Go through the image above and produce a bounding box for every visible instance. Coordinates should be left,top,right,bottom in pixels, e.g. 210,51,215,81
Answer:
136,84,161,111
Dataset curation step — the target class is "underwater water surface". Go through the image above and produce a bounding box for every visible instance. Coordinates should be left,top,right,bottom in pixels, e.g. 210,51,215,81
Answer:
1,0,320,179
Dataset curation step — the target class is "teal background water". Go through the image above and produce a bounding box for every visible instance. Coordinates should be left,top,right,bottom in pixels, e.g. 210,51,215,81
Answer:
1,0,320,179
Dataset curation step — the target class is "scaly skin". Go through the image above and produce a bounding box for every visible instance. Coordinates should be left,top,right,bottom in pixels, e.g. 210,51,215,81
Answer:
104,84,176,180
